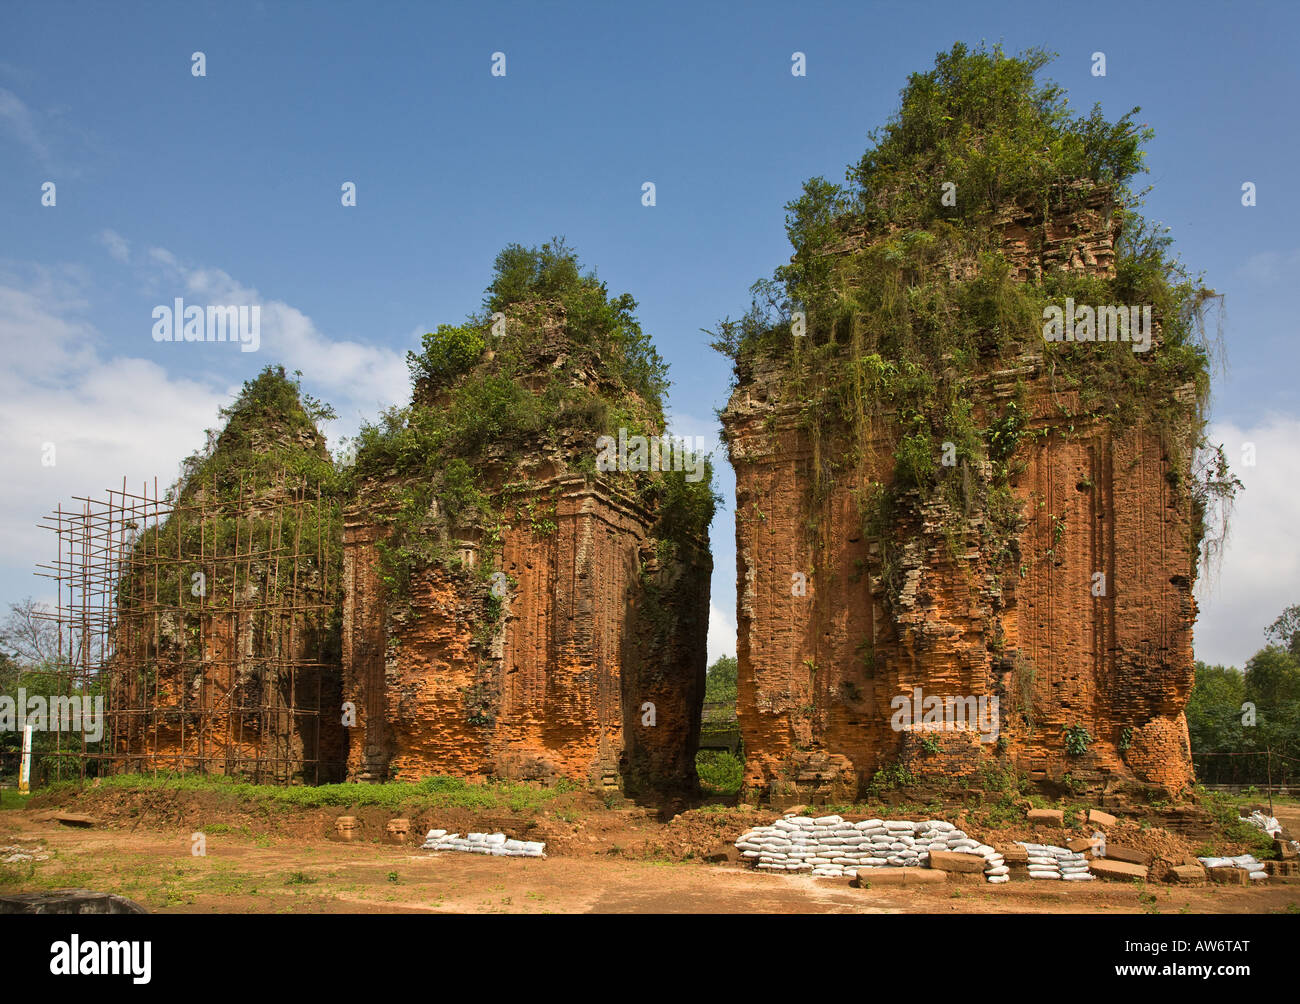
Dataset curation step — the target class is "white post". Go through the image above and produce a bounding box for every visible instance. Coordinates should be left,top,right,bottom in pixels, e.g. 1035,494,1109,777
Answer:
17,723,34,795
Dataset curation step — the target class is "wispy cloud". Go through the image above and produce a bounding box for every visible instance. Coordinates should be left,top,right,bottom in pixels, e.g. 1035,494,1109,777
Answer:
0,87,50,163
96,229,130,264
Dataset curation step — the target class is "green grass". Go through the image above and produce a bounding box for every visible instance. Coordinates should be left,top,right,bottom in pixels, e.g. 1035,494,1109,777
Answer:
33,772,577,815
0,789,31,810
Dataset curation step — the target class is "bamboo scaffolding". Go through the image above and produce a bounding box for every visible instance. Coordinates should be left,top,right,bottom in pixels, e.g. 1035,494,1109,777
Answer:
32,474,344,783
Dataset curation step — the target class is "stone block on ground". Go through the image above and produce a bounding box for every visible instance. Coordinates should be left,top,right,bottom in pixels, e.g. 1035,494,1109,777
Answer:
1208,866,1248,886
1088,858,1148,880
927,850,987,874
1087,809,1117,828
1168,864,1206,883
852,867,946,887
705,843,741,864
0,889,147,914
1027,809,1064,826
1100,844,1150,866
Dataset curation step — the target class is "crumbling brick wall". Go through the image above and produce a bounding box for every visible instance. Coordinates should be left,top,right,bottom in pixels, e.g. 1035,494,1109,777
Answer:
342,475,710,793
723,189,1199,801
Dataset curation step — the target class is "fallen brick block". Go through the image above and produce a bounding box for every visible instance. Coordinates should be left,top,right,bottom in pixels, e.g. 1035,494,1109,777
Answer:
1088,858,1148,880
1027,809,1064,826
1087,809,1117,828
1274,839,1298,860
1168,864,1206,884
852,867,947,887
1066,837,1096,853
705,843,741,864
1208,866,1248,886
1000,845,1030,864
927,851,988,873
1101,844,1150,866
33,812,100,828
385,819,411,843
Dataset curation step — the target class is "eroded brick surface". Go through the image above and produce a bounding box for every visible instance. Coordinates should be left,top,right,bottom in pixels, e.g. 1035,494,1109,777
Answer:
722,191,1199,801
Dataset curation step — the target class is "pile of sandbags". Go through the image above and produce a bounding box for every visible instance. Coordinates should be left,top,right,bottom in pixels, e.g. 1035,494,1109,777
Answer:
1242,810,1299,852
734,815,1008,882
1244,810,1283,838
1015,841,1094,881
420,829,545,857
1199,854,1268,880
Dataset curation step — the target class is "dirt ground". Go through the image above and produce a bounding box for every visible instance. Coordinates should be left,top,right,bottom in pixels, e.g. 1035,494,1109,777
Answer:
2,791,1298,914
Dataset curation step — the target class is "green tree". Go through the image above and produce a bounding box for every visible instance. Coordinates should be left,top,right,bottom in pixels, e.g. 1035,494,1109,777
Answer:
704,655,737,704
1265,603,1300,657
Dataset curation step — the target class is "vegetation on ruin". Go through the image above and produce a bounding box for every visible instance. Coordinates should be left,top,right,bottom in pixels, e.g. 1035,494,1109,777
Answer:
113,367,344,672
712,45,1238,610
712,45,1241,760
351,240,717,604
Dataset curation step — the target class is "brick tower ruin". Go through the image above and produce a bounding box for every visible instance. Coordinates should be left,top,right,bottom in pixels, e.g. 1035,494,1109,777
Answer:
717,45,1223,804
341,248,714,795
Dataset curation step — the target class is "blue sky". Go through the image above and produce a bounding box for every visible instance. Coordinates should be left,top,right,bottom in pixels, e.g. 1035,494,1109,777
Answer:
1,0,1297,669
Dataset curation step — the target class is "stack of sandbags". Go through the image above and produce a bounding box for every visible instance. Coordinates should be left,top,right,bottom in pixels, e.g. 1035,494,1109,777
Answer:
1245,810,1282,837
420,829,546,857
733,816,1008,882
1015,841,1094,881
1199,854,1268,881
1243,811,1300,853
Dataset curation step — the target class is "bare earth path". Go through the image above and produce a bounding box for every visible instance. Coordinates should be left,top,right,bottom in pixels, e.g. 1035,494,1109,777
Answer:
3,813,1297,914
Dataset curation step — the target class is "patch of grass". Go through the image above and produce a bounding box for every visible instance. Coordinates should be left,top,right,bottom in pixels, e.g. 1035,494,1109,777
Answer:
33,771,572,816
695,751,744,795
0,858,36,887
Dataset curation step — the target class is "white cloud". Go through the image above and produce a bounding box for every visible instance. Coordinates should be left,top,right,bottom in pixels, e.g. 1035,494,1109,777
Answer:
1236,248,1300,285
0,247,416,613
1194,415,1300,668
0,88,49,163
96,229,130,264
0,275,226,584
706,600,736,668
146,250,410,425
